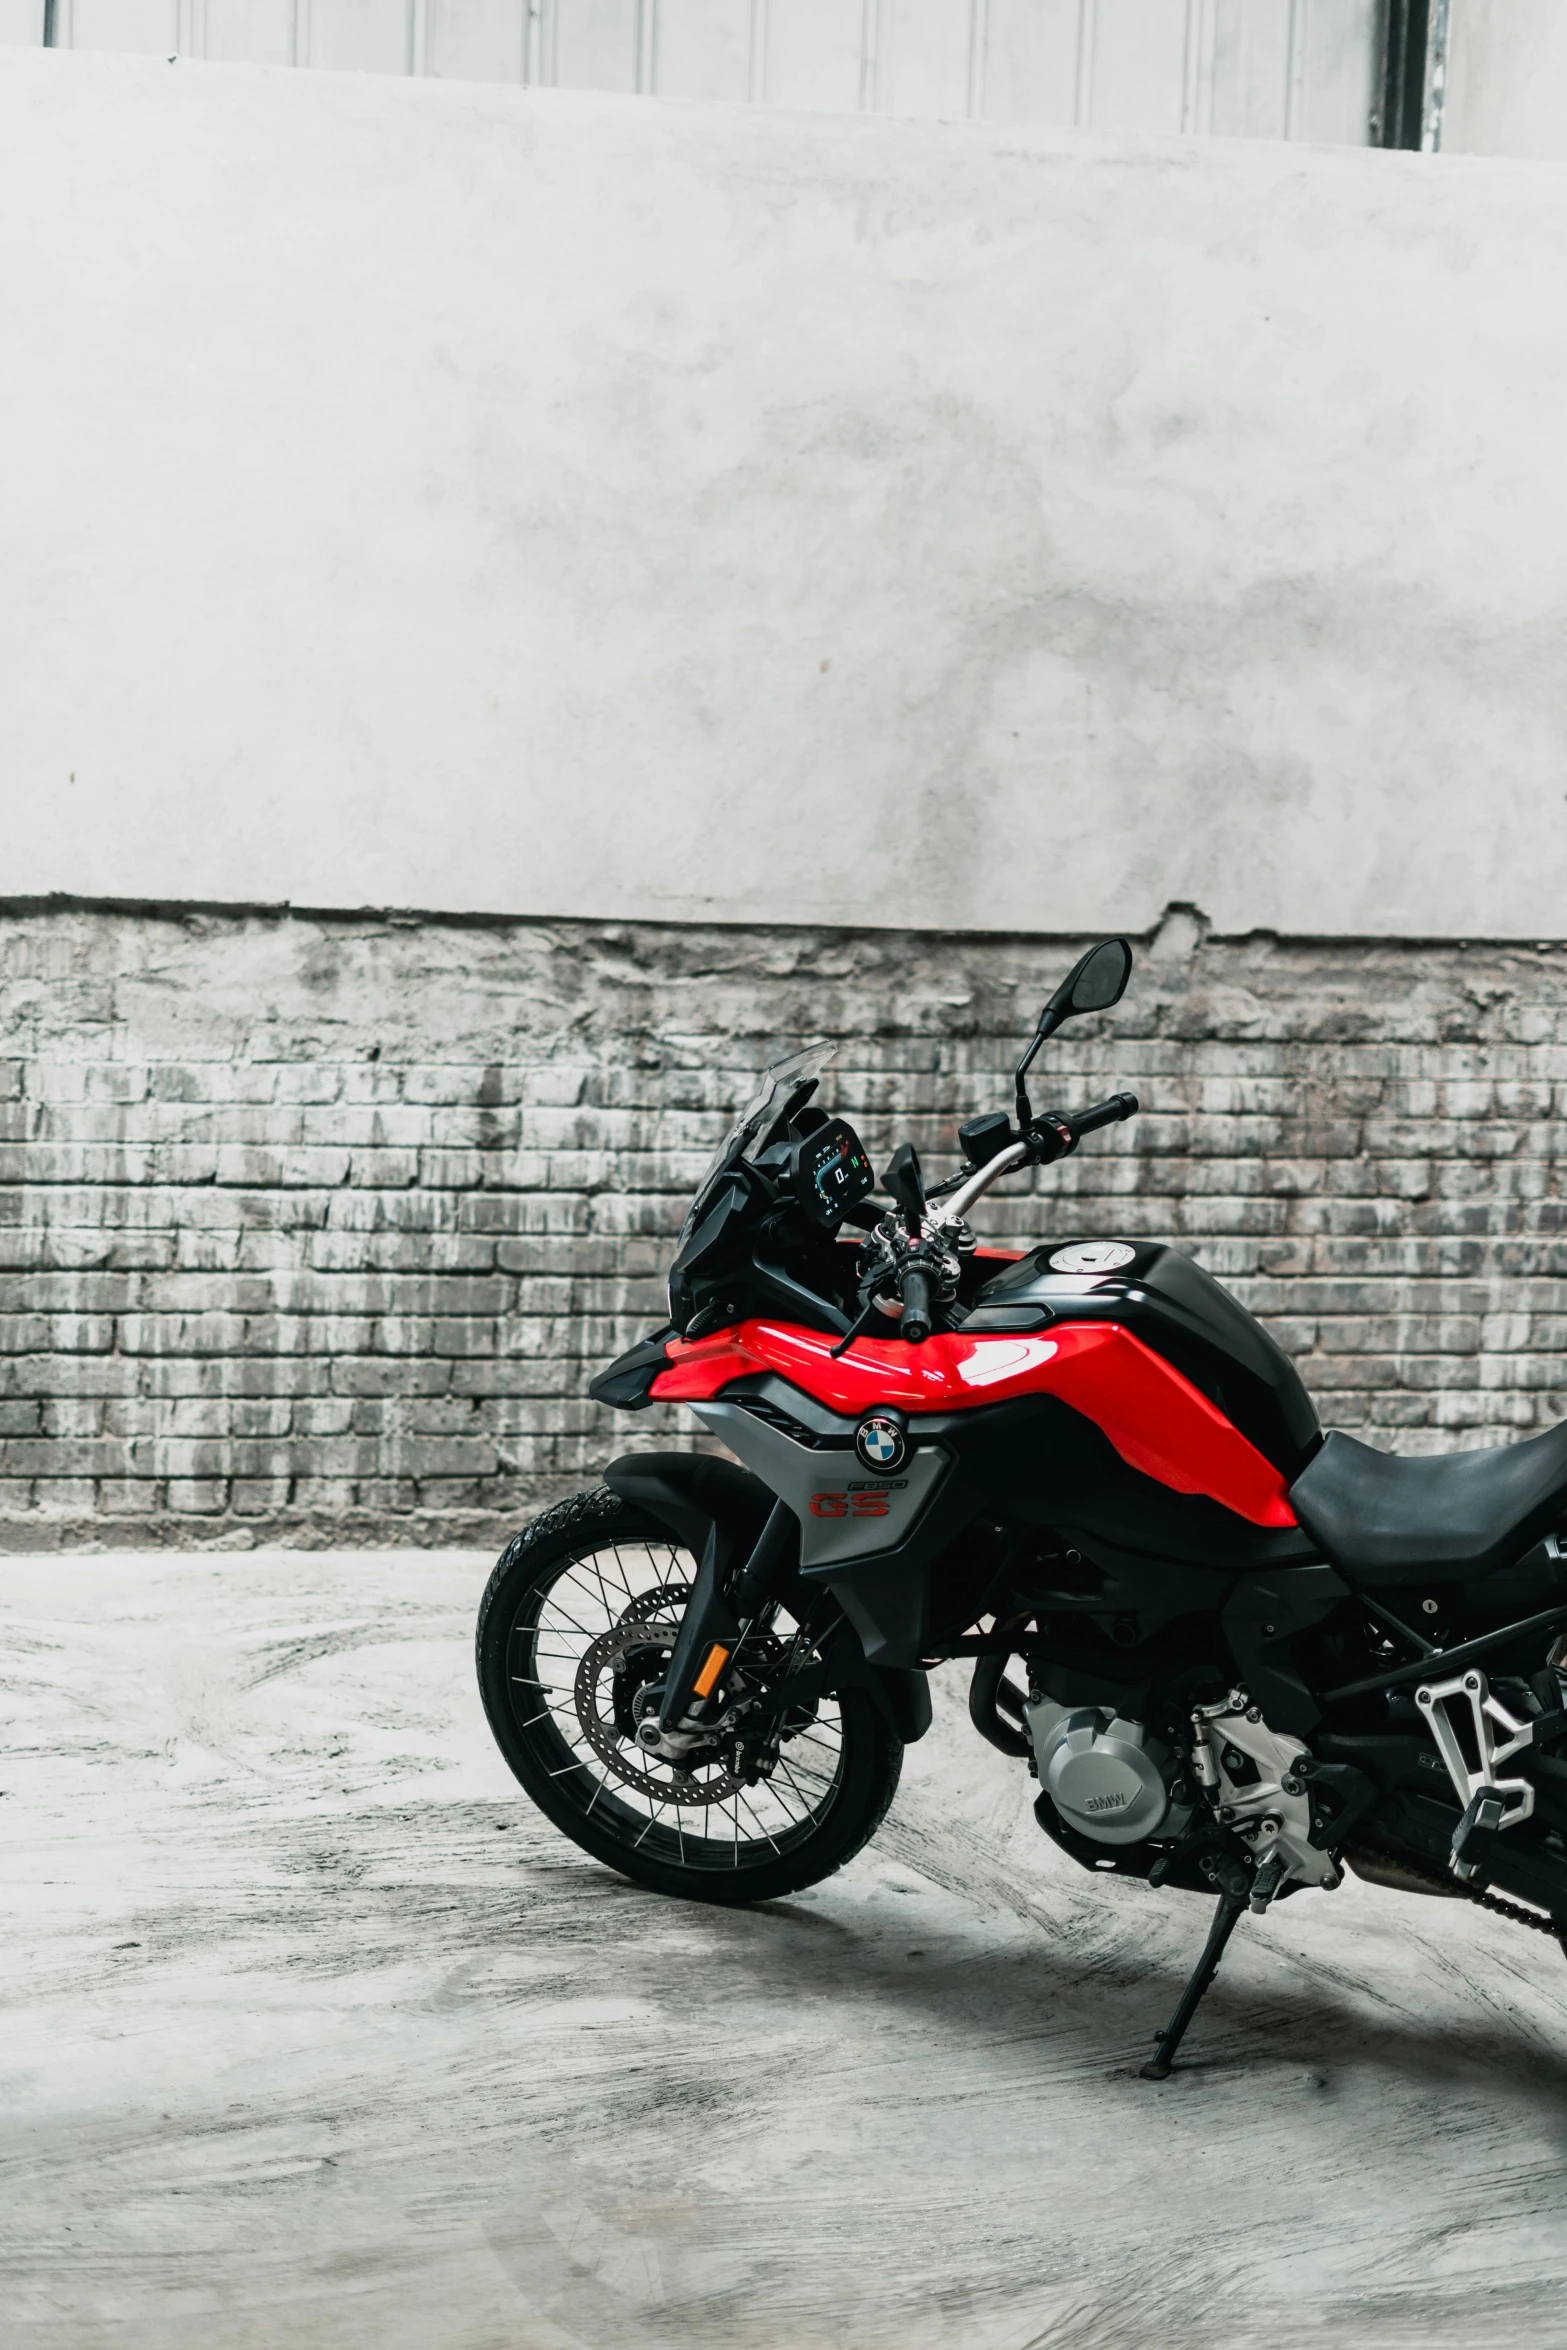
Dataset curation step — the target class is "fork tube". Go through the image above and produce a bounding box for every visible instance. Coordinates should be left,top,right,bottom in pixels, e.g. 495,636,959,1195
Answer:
731,1501,796,1618
658,1502,794,1729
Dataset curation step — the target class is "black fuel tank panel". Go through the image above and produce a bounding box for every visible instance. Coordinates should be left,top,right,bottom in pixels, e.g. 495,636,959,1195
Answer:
971,1241,1321,1480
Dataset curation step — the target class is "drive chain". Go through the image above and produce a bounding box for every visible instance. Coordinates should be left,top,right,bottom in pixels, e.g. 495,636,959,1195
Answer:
1461,1879,1561,1937
1389,1850,1563,1940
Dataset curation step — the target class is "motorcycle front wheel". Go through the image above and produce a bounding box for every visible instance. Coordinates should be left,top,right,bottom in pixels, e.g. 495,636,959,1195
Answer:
475,1485,904,1906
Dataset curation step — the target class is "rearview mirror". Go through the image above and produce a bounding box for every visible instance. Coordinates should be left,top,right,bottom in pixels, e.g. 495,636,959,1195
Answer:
1015,938,1133,1129
1044,937,1133,1028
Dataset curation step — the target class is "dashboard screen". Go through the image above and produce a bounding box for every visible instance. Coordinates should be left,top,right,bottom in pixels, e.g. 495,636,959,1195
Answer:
791,1119,875,1229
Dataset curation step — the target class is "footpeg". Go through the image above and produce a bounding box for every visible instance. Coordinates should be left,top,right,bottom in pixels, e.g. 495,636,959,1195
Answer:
1248,1852,1288,1913
1450,1787,1507,1885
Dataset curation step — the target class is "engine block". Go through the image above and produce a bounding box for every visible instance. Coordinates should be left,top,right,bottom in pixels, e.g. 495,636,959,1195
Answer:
1023,1696,1189,1847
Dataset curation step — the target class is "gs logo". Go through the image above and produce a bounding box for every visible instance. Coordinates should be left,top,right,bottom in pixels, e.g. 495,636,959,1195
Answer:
809,1489,890,1518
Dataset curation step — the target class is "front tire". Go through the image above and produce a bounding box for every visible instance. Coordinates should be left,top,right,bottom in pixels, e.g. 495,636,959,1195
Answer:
476,1485,904,1906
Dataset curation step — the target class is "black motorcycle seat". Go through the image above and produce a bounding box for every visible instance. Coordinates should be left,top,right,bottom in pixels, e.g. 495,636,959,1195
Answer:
1289,1425,1567,1586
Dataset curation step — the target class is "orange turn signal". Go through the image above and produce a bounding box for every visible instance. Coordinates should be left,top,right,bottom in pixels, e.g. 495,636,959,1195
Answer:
693,1643,731,1698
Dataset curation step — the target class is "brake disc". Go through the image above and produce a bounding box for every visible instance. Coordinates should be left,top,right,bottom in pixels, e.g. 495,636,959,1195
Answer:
572,1585,749,1804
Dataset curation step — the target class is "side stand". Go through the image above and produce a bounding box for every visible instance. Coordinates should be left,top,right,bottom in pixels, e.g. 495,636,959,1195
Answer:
1139,1892,1248,2081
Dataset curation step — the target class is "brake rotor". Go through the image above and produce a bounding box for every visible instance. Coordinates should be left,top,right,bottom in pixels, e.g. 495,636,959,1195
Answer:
571,1584,749,1803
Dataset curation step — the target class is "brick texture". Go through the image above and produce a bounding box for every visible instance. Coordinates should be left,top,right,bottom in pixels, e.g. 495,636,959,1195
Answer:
3,902,1567,1551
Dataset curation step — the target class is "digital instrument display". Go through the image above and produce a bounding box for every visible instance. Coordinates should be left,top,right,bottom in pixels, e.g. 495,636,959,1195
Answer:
790,1118,875,1229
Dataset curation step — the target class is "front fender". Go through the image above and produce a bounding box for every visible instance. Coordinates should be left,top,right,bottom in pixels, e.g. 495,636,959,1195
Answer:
603,1451,773,1560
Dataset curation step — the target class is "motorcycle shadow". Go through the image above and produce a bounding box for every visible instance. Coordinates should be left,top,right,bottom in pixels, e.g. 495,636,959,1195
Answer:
741,1885,1567,2103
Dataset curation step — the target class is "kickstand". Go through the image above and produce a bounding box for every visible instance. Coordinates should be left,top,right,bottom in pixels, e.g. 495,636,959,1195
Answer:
1139,1892,1248,2082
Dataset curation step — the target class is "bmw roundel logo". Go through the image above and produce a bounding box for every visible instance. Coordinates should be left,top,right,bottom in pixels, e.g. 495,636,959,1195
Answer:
856,1414,907,1472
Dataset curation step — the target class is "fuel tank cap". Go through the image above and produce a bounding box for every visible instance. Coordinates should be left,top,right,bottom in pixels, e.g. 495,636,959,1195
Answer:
1048,1241,1136,1274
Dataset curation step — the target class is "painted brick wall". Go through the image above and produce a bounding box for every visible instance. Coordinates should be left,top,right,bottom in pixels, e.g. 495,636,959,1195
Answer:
3,904,1566,1551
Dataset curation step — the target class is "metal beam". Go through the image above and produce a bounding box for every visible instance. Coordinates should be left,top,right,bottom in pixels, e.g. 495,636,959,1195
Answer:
1377,0,1431,149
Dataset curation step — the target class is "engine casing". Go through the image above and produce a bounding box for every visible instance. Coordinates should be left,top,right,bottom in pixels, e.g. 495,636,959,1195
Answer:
1024,1696,1186,1846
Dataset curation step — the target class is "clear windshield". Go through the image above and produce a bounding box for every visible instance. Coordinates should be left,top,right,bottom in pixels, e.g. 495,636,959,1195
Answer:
677,1040,837,1246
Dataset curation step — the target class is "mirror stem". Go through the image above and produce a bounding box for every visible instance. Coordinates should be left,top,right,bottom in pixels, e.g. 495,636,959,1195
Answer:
1013,1009,1061,1131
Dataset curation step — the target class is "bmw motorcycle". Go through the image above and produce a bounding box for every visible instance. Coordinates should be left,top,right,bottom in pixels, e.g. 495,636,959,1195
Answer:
477,939,1567,2076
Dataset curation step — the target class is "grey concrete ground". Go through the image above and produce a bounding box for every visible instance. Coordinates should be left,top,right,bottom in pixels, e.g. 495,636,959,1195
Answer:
5,1553,1567,2349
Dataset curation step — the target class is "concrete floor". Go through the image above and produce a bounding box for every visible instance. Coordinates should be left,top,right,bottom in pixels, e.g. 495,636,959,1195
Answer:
6,1555,1567,2349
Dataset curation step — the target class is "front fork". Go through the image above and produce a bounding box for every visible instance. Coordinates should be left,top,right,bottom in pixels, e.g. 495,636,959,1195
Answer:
649,1496,934,1753
653,1500,796,1738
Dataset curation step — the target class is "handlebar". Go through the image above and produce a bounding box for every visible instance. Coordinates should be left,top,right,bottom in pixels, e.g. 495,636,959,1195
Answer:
1029,1092,1141,1166
899,1263,934,1344
1063,1091,1140,1142
932,1092,1140,1229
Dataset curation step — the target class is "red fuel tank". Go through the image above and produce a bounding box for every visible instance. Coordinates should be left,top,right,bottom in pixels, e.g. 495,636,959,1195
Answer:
651,1317,1297,1531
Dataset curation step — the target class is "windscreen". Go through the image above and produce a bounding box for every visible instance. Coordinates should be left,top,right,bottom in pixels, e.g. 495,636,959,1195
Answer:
676,1040,837,1246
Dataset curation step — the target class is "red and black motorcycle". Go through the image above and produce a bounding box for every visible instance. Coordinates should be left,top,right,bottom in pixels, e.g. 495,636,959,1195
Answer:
478,940,1567,2075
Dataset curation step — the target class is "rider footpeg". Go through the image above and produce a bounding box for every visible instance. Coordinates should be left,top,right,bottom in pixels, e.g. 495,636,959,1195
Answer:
1450,1787,1508,1884
1248,1853,1288,1913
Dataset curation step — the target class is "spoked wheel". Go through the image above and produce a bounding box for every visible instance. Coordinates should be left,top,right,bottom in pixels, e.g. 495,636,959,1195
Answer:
476,1486,903,1904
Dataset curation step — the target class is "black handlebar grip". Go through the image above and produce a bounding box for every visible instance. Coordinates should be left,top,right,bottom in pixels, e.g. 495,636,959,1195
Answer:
900,1265,933,1344
1068,1092,1140,1138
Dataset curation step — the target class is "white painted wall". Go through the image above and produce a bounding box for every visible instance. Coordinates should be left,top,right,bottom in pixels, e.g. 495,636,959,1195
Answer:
2,0,1382,148
4,48,1567,939
1443,0,1567,162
